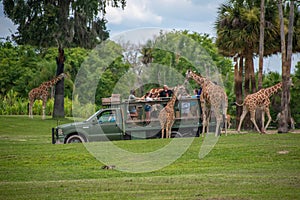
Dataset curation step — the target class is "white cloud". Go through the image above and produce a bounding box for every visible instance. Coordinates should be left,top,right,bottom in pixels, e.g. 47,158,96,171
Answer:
106,0,162,26
106,0,224,36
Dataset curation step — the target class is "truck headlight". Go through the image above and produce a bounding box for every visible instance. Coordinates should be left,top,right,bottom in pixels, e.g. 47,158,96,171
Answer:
57,128,63,135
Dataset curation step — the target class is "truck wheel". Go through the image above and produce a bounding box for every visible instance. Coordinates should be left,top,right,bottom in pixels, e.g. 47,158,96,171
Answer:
171,131,183,138
66,134,85,143
123,133,131,140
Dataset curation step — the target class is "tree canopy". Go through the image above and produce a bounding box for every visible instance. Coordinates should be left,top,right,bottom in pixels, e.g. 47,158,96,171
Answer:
1,0,126,48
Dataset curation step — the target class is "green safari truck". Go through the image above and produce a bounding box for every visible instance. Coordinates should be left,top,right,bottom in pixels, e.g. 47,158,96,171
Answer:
52,98,203,144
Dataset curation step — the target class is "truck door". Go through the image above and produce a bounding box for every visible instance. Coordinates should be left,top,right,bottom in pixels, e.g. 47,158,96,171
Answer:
96,109,123,140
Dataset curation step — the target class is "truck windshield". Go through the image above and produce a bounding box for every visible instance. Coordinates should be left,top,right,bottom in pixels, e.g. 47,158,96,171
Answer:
86,110,101,122
98,111,116,123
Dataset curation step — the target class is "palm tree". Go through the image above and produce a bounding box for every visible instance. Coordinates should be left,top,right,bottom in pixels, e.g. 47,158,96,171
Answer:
258,0,265,90
215,0,279,129
277,0,295,133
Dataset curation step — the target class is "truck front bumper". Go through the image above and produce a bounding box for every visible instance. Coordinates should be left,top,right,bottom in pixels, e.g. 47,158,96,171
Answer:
52,128,63,144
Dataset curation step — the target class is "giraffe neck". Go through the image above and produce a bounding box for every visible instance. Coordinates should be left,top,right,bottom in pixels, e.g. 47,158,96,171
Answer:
190,71,210,87
263,82,282,97
42,74,65,88
168,94,177,108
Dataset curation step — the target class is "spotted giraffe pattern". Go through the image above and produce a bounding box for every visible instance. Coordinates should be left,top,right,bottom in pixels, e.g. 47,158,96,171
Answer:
140,88,164,99
236,82,283,133
185,70,228,136
158,85,186,138
28,73,66,119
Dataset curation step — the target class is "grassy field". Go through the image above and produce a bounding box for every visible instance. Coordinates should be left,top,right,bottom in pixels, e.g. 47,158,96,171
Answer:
0,115,299,200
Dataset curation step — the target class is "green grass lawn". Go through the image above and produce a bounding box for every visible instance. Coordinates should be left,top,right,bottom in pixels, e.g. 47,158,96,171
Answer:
0,115,299,199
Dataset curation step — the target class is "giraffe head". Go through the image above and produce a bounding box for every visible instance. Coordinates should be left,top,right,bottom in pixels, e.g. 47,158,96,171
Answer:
58,73,67,79
172,84,188,100
185,69,206,86
55,73,67,81
185,69,194,80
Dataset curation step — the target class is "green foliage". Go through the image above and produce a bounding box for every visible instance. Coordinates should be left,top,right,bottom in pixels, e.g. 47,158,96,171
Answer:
96,56,130,105
141,31,235,113
0,116,299,199
291,62,300,127
0,89,26,115
215,0,282,56
262,72,282,126
0,42,40,97
2,0,126,48
0,90,73,117
0,42,89,98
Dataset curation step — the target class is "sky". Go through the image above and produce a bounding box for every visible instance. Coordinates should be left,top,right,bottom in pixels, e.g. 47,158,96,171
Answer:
105,0,224,37
0,0,299,72
0,0,224,39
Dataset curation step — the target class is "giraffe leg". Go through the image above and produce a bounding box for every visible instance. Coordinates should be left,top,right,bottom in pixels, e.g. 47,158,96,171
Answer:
227,118,231,129
264,107,272,131
201,102,207,137
29,100,33,119
167,122,172,138
169,121,174,138
214,110,222,137
237,108,248,133
224,114,227,136
223,107,228,136
215,119,220,137
206,110,211,134
291,118,295,130
161,122,165,139
202,113,207,137
226,114,230,129
250,110,261,133
261,109,266,133
166,123,169,138
42,100,46,120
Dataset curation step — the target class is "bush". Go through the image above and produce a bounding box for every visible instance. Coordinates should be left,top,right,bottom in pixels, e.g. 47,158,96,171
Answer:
0,94,77,117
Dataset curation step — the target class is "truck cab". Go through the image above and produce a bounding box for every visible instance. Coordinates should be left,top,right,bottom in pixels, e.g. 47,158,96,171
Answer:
52,108,125,144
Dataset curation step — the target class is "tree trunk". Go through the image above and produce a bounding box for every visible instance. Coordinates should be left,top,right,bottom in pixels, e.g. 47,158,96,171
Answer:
244,51,255,130
258,0,265,90
58,0,73,45
244,55,250,96
235,55,243,129
249,55,257,93
278,0,294,133
53,47,65,118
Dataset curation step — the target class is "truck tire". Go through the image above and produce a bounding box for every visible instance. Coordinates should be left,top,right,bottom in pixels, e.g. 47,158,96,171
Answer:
123,133,131,140
66,134,85,143
171,131,183,138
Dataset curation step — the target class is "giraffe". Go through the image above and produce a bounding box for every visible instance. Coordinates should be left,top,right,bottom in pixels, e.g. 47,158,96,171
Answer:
185,70,228,137
140,88,163,99
158,85,187,138
236,82,285,133
28,73,67,119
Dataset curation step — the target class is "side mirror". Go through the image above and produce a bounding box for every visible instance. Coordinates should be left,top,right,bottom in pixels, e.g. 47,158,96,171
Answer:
92,118,98,125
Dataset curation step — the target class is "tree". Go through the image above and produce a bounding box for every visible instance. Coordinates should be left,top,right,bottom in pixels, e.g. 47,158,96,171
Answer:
277,0,295,133
291,63,300,128
53,47,65,118
258,0,265,90
2,0,126,118
215,0,280,129
2,0,126,49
